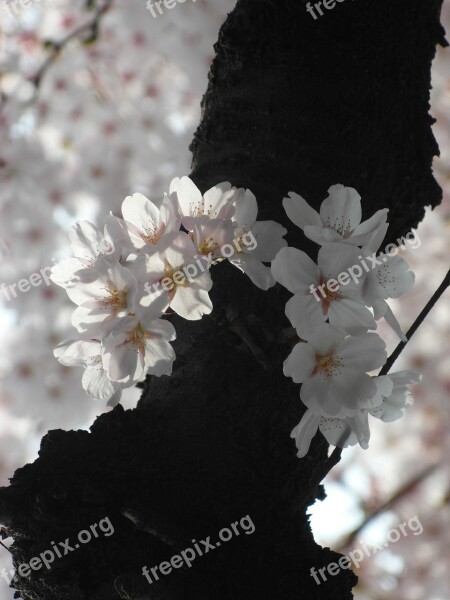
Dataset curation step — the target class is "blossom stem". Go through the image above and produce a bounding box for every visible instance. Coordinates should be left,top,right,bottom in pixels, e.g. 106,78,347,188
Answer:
380,268,450,375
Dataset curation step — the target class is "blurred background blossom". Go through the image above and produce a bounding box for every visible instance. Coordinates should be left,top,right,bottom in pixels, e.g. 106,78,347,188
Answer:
0,1,448,598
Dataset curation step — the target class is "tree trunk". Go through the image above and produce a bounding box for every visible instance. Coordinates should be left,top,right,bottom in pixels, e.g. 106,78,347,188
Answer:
0,1,445,599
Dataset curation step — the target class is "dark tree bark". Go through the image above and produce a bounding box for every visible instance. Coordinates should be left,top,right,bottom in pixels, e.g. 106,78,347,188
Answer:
0,1,445,599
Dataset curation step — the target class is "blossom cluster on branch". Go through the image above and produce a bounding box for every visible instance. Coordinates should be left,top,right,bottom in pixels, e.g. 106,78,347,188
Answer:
271,185,421,456
52,177,287,405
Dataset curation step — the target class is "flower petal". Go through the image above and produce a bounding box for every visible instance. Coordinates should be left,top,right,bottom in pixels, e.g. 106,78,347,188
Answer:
230,253,275,290
250,220,287,262
283,191,321,230
285,294,326,336
283,342,316,383
271,247,320,295
290,410,320,458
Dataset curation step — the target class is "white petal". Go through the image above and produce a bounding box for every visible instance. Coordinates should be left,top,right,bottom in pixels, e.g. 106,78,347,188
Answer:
283,343,317,383
320,185,362,235
383,302,407,342
69,220,103,261
232,188,258,229
170,286,212,320
285,294,326,336
160,193,181,232
50,258,87,288
304,323,347,354
165,232,198,269
230,253,275,290
271,247,320,295
317,243,362,281
104,337,145,384
327,299,376,335
250,221,287,262
54,339,100,366
121,193,161,232
318,416,358,449
330,369,378,411
337,332,387,371
144,337,176,376
352,208,389,236
140,314,177,341
300,375,342,416
203,182,236,220
169,176,203,222
82,366,119,401
303,225,342,245
367,375,394,409
390,369,422,387
290,410,320,458
282,191,321,230
349,411,371,448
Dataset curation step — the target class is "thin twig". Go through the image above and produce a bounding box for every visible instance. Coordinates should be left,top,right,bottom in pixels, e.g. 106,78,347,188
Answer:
380,268,450,376
32,0,113,88
0,0,113,112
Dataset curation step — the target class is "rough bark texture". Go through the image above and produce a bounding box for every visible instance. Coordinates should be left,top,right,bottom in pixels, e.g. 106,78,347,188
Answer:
0,1,445,599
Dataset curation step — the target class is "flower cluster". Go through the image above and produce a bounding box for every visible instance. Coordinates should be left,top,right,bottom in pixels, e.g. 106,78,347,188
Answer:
271,185,421,456
52,177,287,405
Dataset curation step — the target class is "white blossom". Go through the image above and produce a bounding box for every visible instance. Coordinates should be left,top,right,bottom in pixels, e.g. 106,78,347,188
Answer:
65,256,140,336
169,176,236,231
290,370,420,457
119,192,180,252
137,231,213,320
271,243,376,336
283,324,387,418
283,184,388,246
102,311,176,385
54,339,122,406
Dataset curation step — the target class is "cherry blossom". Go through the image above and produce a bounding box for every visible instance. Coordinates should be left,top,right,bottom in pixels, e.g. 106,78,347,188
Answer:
169,176,236,231
283,324,387,418
119,192,180,253
271,243,376,336
291,370,419,457
102,311,176,384
192,217,235,260
291,409,371,458
138,231,213,320
369,370,421,422
283,184,389,246
54,338,122,406
65,256,140,336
